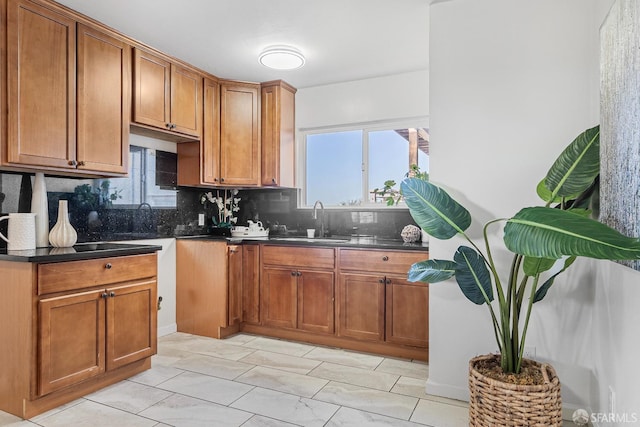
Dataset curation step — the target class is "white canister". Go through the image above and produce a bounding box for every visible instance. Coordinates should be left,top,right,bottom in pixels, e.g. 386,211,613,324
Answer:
0,213,37,251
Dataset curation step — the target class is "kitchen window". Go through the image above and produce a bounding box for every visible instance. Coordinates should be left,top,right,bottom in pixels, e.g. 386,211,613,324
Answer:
103,145,177,208
301,124,429,207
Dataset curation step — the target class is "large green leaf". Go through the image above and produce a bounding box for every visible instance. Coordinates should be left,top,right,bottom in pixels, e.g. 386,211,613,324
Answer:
543,125,600,201
533,256,577,303
523,256,556,276
408,260,456,283
453,246,493,305
504,207,640,260
401,178,471,240
536,179,581,204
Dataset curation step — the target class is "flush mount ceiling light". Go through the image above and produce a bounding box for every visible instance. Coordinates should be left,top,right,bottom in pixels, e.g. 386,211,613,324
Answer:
259,46,305,70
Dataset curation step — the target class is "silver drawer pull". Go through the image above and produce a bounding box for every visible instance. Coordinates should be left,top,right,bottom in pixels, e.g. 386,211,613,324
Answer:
382,256,389,261
105,263,112,269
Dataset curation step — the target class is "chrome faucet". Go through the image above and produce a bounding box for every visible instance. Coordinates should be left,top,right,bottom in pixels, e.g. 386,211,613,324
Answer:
312,200,325,237
135,202,155,232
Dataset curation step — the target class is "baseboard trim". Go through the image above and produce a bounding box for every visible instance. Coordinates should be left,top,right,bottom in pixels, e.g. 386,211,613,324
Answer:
426,377,592,423
158,323,177,337
425,378,469,402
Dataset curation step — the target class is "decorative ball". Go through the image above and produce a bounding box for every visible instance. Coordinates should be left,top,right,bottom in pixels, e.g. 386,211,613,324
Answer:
572,409,589,426
401,224,421,243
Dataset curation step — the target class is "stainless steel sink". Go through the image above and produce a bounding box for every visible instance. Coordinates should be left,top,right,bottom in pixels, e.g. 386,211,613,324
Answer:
270,237,350,243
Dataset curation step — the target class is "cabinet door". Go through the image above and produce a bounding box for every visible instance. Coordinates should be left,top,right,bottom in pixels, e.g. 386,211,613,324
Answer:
242,244,260,324
202,77,221,184
297,270,334,334
337,273,385,342
220,82,260,186
227,245,243,326
38,290,105,396
261,266,297,329
170,64,202,137
6,0,76,169
133,48,170,130
385,278,429,348
105,280,157,370
261,81,295,187
176,240,228,338
77,24,130,174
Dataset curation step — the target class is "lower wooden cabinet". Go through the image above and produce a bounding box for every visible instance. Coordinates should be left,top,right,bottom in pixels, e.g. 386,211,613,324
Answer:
38,279,156,396
261,245,335,335
176,239,227,337
261,265,334,333
0,253,158,419
176,240,252,338
242,244,261,325
175,240,428,361
336,273,428,348
105,281,157,369
337,248,429,350
337,273,385,342
38,289,106,396
261,266,297,329
386,277,429,348
296,269,335,334
227,245,243,326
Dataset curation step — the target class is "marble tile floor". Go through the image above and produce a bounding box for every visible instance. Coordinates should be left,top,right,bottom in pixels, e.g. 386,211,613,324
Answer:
0,333,573,426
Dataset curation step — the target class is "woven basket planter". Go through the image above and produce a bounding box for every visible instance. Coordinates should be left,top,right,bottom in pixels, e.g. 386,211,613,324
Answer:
469,354,562,426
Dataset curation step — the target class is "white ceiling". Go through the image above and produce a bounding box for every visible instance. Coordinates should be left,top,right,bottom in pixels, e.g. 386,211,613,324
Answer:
55,0,429,89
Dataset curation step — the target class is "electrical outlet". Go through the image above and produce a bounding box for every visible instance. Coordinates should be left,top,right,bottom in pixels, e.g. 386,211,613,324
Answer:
198,213,205,226
523,346,536,359
609,386,616,414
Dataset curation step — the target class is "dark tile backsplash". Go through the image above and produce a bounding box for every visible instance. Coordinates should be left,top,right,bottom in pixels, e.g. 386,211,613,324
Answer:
177,187,417,240
0,172,416,246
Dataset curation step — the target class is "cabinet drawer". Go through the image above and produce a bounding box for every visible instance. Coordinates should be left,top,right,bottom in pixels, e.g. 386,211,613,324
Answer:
38,253,157,295
339,249,426,275
262,245,335,269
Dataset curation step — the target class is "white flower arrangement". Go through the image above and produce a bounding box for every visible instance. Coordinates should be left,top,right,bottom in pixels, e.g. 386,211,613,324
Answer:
200,189,240,227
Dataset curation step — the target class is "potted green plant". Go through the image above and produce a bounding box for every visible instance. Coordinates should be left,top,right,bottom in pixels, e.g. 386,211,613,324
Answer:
401,125,640,425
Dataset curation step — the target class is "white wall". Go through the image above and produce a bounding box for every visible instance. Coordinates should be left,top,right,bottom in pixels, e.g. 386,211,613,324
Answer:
118,238,177,336
427,0,640,418
296,70,429,130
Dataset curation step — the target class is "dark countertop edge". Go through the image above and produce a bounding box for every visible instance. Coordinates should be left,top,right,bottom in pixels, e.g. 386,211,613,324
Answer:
0,243,163,263
176,235,429,252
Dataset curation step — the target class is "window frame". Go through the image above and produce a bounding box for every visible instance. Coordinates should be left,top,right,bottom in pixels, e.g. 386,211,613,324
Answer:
100,145,177,210
297,118,429,209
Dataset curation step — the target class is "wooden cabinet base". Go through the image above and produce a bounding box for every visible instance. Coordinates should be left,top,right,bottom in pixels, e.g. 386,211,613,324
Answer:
17,357,150,419
0,254,157,420
241,324,428,362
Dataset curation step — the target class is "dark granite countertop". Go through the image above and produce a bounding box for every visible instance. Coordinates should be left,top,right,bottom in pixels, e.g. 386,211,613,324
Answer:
0,242,162,263
176,234,428,251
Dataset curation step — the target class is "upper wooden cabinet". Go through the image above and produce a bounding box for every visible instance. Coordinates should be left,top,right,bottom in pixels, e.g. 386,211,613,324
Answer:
261,80,296,187
6,0,75,171
202,77,221,184
3,0,129,176
132,48,202,139
76,23,130,174
177,79,261,187
220,80,260,186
